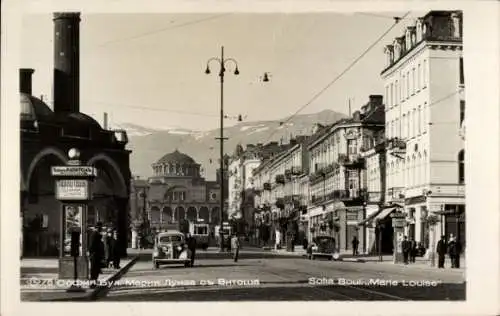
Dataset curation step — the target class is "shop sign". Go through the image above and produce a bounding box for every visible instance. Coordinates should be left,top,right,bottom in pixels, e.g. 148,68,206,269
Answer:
51,166,96,177
56,179,90,200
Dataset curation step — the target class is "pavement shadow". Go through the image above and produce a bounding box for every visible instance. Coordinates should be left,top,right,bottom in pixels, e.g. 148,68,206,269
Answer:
135,253,303,262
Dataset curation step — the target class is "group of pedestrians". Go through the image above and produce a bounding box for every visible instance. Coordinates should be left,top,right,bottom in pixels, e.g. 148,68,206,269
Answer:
436,234,463,268
401,236,422,264
88,222,121,288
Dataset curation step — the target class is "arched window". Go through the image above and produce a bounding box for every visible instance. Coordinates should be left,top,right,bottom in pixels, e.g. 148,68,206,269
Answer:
458,150,465,184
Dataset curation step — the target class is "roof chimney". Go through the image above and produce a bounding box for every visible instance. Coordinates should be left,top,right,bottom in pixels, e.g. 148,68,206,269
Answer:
369,95,384,107
53,12,81,113
20,69,35,95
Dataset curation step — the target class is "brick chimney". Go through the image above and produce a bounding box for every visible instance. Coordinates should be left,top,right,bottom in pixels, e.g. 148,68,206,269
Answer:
20,68,35,95
53,12,81,113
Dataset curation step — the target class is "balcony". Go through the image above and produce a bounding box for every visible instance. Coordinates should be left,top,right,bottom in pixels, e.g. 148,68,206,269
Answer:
311,195,325,205
367,191,382,203
386,137,407,153
275,174,285,185
386,187,405,202
263,182,271,191
312,189,367,205
291,166,302,176
284,194,301,203
338,154,366,169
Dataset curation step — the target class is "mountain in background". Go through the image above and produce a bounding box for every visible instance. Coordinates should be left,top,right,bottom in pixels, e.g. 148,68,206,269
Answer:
115,109,348,181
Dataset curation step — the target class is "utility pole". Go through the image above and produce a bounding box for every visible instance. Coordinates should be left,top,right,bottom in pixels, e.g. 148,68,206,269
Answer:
205,47,268,251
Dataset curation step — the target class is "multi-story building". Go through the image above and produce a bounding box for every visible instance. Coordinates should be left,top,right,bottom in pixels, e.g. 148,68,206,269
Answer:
227,144,265,230
379,11,465,248
252,140,305,245
307,96,385,253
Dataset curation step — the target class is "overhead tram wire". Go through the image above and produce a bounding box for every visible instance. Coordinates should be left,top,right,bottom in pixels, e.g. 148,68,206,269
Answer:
96,13,232,48
261,11,411,145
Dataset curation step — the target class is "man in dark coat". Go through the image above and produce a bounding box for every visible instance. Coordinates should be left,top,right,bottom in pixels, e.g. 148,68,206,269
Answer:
436,235,447,268
448,236,462,268
409,238,417,263
351,236,359,256
104,228,113,268
110,230,120,269
89,222,104,287
401,236,411,264
186,233,197,267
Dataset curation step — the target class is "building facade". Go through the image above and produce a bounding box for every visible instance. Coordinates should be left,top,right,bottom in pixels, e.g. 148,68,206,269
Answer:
143,150,223,232
227,144,262,222
380,11,465,249
307,96,385,253
21,13,132,258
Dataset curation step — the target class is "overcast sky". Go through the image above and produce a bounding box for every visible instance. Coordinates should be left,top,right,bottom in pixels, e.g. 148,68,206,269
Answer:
21,12,421,131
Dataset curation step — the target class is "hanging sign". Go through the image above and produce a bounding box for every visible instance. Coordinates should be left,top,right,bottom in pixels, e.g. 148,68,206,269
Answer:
51,166,97,177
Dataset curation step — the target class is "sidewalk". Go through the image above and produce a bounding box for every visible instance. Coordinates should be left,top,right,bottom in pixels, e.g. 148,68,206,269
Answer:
20,257,139,301
269,249,466,271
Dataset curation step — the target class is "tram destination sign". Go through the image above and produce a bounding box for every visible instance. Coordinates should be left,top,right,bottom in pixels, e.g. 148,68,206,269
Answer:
51,166,97,177
56,179,91,200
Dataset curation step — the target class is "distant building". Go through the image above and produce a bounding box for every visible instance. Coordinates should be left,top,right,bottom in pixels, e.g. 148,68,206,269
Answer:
252,139,309,246
379,10,465,249
306,96,385,252
143,150,223,231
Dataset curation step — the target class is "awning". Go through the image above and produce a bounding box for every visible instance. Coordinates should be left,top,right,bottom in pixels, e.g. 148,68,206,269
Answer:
374,207,396,221
357,207,396,226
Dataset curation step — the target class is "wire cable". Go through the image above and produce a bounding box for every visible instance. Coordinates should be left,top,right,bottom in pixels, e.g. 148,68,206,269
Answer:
261,11,411,144
96,13,232,48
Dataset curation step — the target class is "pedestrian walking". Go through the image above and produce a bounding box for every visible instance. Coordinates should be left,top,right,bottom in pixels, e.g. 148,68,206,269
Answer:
88,222,104,288
186,233,197,267
231,233,240,262
401,236,410,264
409,238,417,263
447,236,462,268
436,235,447,268
351,236,359,256
111,230,120,269
104,228,113,268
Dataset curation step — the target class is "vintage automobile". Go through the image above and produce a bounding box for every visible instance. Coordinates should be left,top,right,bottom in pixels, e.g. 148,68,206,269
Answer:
306,235,339,261
152,231,192,269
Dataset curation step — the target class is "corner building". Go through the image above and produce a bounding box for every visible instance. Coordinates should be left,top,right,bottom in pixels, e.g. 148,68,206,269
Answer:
380,11,465,249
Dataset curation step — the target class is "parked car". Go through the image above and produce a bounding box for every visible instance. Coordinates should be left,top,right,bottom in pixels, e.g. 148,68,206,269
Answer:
152,231,191,269
306,235,339,261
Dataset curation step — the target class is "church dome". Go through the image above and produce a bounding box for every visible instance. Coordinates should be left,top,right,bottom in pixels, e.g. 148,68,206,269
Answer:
157,149,196,164
20,93,55,121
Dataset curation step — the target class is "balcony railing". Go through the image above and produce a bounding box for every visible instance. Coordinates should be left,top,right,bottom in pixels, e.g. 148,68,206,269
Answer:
311,189,367,205
291,166,302,176
275,174,285,185
263,182,271,191
386,187,405,200
386,138,407,152
338,154,366,169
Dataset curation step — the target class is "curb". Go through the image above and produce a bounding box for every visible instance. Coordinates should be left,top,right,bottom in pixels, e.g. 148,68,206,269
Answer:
46,256,140,302
89,256,140,301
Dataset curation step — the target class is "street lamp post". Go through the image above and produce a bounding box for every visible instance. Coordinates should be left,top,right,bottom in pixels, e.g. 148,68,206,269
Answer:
205,46,240,252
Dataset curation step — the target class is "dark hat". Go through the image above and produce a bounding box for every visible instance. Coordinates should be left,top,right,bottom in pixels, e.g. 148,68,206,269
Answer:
96,222,103,228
